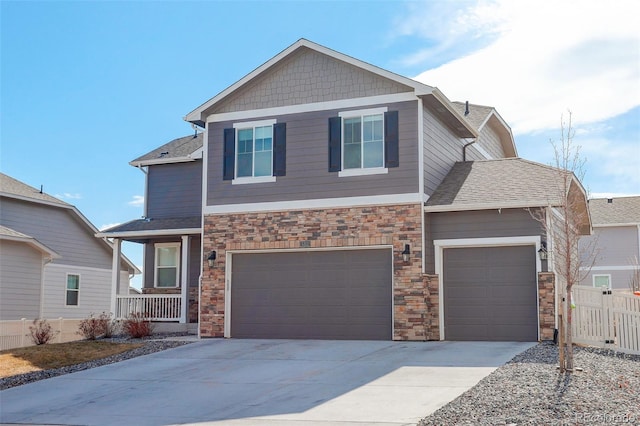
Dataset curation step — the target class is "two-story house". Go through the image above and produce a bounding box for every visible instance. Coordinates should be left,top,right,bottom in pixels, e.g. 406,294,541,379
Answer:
101,39,590,341
579,196,640,290
0,173,138,320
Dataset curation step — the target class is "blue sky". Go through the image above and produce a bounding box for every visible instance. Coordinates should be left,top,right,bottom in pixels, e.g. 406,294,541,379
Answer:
2,0,639,285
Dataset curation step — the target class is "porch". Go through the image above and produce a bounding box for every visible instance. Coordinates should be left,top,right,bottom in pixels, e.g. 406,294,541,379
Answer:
96,217,202,326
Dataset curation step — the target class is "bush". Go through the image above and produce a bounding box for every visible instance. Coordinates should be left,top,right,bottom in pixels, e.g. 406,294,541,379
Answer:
122,313,154,338
78,312,119,340
29,319,58,345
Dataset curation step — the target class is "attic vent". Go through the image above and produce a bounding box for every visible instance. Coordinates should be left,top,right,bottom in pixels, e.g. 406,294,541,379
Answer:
607,198,613,203
159,152,169,158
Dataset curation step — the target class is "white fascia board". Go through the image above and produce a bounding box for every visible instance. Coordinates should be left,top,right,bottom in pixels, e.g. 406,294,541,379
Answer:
186,38,432,123
592,222,640,228
204,193,423,215
95,228,202,238
129,156,197,167
0,235,60,258
0,192,69,209
424,201,556,213
430,89,478,138
206,93,417,124
580,265,640,271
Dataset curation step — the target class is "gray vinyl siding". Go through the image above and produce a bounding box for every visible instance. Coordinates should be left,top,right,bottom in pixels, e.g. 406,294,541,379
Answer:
471,121,506,159
0,240,42,320
147,161,202,219
580,226,639,267
212,47,412,114
40,264,113,319
207,101,419,205
425,208,545,273
580,269,638,290
0,198,112,269
143,236,201,289
423,104,482,196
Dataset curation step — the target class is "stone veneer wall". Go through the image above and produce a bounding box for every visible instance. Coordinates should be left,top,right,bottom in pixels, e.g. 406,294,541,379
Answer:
201,204,427,340
538,272,556,340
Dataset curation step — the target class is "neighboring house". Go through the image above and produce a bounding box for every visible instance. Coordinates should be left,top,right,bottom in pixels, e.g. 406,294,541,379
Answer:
100,39,590,342
0,173,138,320
579,196,640,290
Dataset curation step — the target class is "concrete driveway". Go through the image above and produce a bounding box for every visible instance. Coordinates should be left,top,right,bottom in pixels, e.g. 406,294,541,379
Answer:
1,339,535,426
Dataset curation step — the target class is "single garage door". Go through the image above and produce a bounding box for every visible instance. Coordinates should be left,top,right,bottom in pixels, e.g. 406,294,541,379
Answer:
231,249,392,340
443,246,538,341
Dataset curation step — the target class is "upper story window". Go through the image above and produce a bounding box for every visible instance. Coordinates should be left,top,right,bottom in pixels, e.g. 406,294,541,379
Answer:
593,274,611,289
223,119,286,184
329,108,399,177
343,113,384,170
155,243,180,288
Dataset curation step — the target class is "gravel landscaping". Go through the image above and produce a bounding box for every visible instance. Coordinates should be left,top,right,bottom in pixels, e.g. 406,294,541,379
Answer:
419,342,640,426
0,335,194,390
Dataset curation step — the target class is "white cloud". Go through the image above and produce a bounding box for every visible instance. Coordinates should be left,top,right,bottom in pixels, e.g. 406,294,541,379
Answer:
401,0,640,134
55,192,82,200
100,223,121,231
128,195,144,207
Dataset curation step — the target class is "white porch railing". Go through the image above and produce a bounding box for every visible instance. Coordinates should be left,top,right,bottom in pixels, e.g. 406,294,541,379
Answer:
572,287,640,355
115,295,182,322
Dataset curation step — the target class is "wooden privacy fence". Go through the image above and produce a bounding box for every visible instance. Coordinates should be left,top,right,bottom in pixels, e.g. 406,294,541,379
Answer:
572,287,640,355
0,318,83,351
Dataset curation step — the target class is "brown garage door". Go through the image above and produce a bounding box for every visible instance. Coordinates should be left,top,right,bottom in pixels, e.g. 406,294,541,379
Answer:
231,249,392,340
443,246,538,341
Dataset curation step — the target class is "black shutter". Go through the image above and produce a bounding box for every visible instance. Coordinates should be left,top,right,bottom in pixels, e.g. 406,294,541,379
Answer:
328,116,342,172
273,122,286,177
223,128,235,180
384,110,399,168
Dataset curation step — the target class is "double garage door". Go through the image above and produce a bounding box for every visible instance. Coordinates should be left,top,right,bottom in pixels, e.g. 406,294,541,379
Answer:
443,245,538,341
230,249,392,340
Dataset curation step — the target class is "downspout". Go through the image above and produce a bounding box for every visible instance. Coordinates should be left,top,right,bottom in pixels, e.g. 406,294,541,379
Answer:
462,138,477,162
461,101,476,161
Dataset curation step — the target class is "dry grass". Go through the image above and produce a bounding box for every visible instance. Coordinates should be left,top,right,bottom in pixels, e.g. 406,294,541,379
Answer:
0,341,143,378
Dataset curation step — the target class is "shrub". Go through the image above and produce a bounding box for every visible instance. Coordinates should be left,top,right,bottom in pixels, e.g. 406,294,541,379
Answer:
122,313,154,338
29,319,58,345
101,312,120,338
78,313,106,340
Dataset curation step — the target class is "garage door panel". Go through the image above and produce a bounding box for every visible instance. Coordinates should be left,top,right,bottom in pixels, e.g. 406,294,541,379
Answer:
444,246,537,342
231,249,392,340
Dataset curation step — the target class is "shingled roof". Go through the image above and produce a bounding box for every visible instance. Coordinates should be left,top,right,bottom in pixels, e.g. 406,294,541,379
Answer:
588,196,640,225
130,133,203,167
451,102,495,131
424,158,591,235
0,173,69,206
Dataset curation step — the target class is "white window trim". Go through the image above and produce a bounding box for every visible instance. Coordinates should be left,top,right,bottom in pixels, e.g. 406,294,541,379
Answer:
232,119,277,185
339,107,387,174
339,167,388,178
65,273,80,307
154,243,180,288
592,274,611,289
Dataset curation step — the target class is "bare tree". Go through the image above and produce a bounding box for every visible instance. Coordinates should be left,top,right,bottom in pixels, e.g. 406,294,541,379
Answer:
530,111,592,372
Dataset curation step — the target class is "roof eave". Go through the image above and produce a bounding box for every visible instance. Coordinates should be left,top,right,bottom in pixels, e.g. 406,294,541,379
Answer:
427,89,478,139
424,201,561,213
0,234,61,259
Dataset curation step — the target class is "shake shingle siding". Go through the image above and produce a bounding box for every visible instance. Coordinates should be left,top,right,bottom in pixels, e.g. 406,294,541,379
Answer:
206,100,419,206
147,161,203,219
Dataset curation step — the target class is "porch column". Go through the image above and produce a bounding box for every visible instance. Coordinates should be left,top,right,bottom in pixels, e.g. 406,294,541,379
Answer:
110,238,121,316
180,235,189,323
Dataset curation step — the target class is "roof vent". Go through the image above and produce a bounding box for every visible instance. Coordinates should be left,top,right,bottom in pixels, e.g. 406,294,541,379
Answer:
464,101,470,116
159,152,169,158
607,198,613,204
